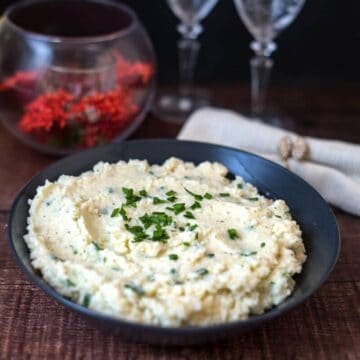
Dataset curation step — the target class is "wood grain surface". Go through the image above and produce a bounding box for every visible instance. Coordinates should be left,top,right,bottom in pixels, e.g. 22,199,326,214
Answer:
0,85,359,359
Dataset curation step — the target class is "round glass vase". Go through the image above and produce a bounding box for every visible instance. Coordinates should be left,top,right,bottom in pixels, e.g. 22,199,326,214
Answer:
0,0,156,155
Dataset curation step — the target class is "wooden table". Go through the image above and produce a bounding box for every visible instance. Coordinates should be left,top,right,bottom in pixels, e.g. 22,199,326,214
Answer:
0,85,359,359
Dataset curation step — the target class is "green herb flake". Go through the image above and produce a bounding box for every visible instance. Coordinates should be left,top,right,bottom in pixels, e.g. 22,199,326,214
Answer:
275,215,282,219
241,251,258,256
261,242,266,248
83,294,91,307
283,272,291,278
195,232,199,240
184,187,203,201
169,254,179,261
237,183,243,189
183,242,191,247
111,207,121,218
167,196,177,203
139,214,152,229
247,197,259,201
92,241,102,251
122,187,141,207
227,228,238,240
168,203,185,215
125,224,148,242
204,192,213,200
219,192,230,197
139,189,148,197
179,226,185,232
183,211,195,219
196,268,209,277
207,253,215,258
124,283,145,296
166,190,176,197
188,224,198,231
190,201,201,210
170,268,177,275
152,224,169,242
66,279,76,287
153,197,166,205
111,206,129,221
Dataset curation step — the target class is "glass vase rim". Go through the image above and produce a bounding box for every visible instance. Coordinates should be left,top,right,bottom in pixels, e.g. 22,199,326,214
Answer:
3,0,139,44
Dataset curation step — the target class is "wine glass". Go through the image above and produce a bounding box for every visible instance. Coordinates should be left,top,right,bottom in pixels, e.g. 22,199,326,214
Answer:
233,0,306,126
152,0,218,123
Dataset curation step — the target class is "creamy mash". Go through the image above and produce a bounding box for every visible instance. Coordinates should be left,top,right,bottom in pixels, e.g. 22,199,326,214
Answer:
25,158,306,326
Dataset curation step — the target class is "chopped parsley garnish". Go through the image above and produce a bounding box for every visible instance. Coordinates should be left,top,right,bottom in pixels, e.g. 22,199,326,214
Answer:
124,283,145,296
170,268,177,275
188,224,198,231
139,214,152,229
169,254,179,261
83,294,91,307
167,203,185,214
241,251,257,256
92,241,102,251
140,212,172,229
196,268,209,277
66,279,76,287
184,187,203,201
111,206,129,221
207,253,215,258
195,232,199,240
125,224,148,242
275,215,282,219
190,201,201,210
237,183,243,189
166,190,176,196
184,211,195,219
219,192,230,197
261,242,266,248
167,196,177,202
247,197,259,201
122,187,141,207
204,192,213,199
179,226,185,232
139,189,147,197
152,224,169,241
153,197,166,204
227,228,238,240
183,242,191,247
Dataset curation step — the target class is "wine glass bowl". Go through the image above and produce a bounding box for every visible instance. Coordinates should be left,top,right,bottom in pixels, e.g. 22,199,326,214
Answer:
168,0,218,26
0,0,156,155
235,0,305,43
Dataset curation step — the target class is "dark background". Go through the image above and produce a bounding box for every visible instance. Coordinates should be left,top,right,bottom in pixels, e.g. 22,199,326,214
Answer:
1,0,359,86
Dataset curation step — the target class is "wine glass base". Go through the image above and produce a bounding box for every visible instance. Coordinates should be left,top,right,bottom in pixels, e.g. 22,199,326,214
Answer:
152,92,210,124
241,108,296,131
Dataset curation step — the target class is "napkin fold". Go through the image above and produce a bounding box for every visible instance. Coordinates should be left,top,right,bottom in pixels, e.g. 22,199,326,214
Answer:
178,107,360,216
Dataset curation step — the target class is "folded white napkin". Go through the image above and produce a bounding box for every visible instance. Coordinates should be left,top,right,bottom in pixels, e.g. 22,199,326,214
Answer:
178,107,360,216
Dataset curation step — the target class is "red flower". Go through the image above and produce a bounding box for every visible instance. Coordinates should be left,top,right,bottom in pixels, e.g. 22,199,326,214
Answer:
19,90,73,133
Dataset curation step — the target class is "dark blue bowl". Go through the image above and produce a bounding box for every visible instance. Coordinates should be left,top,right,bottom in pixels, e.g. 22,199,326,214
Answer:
8,139,340,345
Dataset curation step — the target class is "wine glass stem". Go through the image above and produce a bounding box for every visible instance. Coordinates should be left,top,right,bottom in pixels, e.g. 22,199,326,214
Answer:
178,36,200,97
250,53,273,116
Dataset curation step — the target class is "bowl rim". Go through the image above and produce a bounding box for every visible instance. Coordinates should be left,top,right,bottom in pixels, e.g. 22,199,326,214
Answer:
7,139,341,336
3,0,139,44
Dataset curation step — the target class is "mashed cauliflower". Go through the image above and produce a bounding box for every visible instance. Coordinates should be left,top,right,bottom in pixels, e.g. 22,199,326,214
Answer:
24,158,306,326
